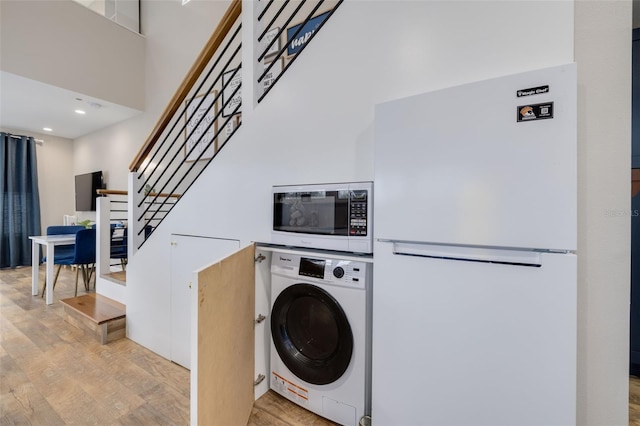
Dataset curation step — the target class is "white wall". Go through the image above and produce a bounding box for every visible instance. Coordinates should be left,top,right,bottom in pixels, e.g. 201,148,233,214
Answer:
73,0,232,192
125,0,575,392
72,0,630,423
575,1,632,425
0,0,144,111
1,127,75,233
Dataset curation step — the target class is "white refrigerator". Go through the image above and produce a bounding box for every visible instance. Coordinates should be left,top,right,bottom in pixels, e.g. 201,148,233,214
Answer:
372,63,577,426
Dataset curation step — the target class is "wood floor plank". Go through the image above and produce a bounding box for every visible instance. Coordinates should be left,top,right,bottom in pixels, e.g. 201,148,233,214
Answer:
0,330,43,363
118,402,176,425
105,270,126,283
10,316,67,352
44,378,120,425
252,391,338,426
129,352,191,399
138,383,191,425
248,406,292,426
631,376,640,425
0,392,66,426
76,366,146,417
0,354,65,425
632,376,640,403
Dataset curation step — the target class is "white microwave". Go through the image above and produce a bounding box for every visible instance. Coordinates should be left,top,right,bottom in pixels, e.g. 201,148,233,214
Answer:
271,182,373,254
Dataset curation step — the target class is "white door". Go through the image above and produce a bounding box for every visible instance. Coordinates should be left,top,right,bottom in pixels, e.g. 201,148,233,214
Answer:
170,234,240,369
374,63,577,251
372,240,576,426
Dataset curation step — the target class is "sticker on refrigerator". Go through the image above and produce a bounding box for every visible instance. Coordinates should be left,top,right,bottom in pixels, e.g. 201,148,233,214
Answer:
517,85,549,97
517,102,554,122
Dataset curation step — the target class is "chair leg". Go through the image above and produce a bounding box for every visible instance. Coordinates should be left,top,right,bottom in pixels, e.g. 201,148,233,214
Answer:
84,265,90,293
41,265,62,298
90,264,96,290
74,265,81,297
87,263,96,290
84,265,93,291
52,265,62,290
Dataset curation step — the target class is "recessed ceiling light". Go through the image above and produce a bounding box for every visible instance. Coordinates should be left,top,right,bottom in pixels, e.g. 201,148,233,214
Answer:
43,127,52,132
75,109,86,115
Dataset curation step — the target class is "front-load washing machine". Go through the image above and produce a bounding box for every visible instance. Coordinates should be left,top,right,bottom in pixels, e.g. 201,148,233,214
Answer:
270,249,372,426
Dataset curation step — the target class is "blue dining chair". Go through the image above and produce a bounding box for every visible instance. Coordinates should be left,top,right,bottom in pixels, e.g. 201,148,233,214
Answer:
41,228,96,297
110,226,128,270
45,225,85,258
42,225,85,286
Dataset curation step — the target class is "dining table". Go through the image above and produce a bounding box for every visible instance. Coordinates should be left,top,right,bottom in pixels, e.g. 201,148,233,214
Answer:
29,234,77,305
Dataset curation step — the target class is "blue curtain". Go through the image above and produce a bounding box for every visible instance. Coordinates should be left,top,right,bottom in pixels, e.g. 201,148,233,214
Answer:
0,133,42,268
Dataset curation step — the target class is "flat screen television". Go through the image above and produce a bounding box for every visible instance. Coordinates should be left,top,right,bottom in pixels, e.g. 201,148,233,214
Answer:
75,171,104,211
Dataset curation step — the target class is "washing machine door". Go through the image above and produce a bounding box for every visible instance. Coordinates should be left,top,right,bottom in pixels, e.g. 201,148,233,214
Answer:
271,283,353,385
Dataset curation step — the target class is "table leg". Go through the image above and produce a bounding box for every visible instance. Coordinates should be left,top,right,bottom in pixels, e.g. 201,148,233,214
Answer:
31,240,39,296
46,242,54,305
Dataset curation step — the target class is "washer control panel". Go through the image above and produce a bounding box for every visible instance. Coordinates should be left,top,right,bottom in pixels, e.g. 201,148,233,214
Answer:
271,252,369,290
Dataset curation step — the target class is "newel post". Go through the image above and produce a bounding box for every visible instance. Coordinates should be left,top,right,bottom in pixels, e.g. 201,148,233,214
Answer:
95,196,111,281
128,172,145,257
242,0,261,121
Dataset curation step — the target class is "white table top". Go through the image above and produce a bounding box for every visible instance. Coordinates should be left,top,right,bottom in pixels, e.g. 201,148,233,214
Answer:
29,234,76,244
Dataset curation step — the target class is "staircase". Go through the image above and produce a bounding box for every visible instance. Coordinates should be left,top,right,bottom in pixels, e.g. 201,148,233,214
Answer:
103,0,347,371
125,0,343,253
89,0,343,354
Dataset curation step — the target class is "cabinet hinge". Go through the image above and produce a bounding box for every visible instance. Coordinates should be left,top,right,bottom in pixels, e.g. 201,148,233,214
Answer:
254,374,265,386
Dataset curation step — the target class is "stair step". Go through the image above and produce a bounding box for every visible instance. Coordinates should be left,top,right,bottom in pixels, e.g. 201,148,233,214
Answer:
60,294,126,344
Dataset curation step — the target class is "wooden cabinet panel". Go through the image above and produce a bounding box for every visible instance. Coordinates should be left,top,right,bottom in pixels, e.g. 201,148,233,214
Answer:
196,243,255,425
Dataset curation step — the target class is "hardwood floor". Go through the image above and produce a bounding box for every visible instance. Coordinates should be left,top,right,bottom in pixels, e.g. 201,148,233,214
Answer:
104,270,126,283
631,376,640,425
25,263,640,426
249,391,337,426
0,265,335,425
0,265,190,425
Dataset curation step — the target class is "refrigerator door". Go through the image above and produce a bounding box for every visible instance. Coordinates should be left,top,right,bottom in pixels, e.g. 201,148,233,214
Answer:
371,241,576,426
374,63,576,251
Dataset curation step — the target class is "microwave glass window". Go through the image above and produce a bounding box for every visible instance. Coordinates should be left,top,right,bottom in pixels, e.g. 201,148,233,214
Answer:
273,191,349,235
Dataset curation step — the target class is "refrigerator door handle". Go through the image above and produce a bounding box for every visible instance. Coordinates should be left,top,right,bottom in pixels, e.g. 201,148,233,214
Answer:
391,242,542,267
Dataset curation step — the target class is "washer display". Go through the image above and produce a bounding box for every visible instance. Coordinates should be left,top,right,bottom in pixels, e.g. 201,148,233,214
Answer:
270,250,372,426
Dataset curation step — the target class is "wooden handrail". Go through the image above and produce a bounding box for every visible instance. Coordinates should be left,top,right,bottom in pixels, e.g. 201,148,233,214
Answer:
97,189,128,196
129,0,242,172
97,189,181,199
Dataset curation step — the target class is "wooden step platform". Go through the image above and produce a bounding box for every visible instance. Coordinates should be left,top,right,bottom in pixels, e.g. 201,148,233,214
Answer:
60,293,126,344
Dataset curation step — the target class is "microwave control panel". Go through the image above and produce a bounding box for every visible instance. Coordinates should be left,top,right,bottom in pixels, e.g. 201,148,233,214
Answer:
349,190,368,236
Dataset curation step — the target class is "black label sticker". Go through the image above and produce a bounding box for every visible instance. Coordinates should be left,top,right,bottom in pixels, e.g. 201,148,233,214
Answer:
517,102,554,122
517,85,549,97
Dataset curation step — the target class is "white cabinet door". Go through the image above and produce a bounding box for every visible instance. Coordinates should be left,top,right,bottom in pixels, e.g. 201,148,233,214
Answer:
372,240,576,426
374,63,577,251
170,234,240,369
